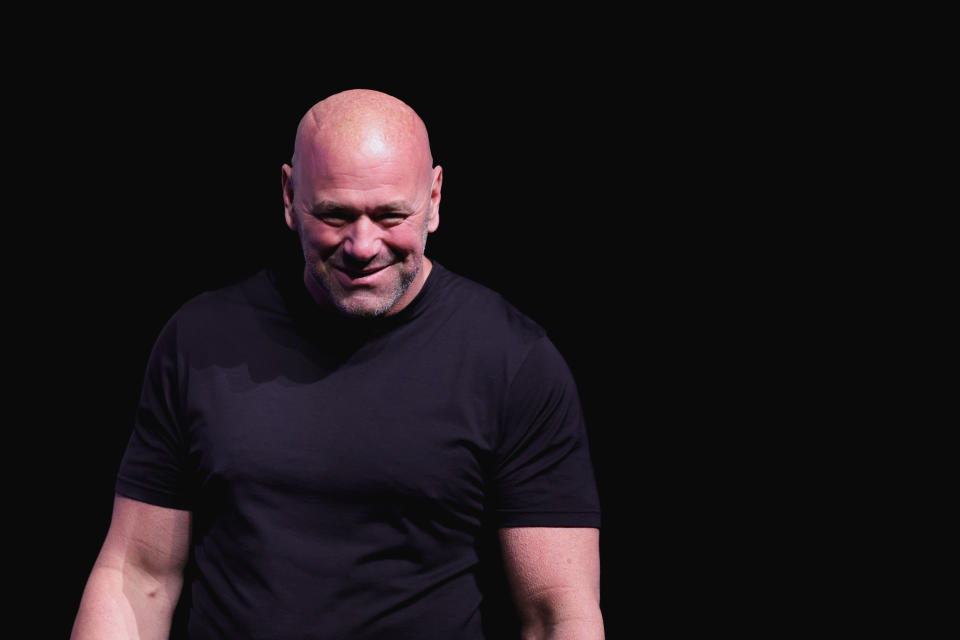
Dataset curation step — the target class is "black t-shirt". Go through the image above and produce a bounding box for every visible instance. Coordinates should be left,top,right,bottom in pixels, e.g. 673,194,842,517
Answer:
116,260,601,639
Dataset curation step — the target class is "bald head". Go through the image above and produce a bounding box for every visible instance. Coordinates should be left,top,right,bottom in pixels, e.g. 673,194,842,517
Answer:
291,89,434,186
280,89,443,318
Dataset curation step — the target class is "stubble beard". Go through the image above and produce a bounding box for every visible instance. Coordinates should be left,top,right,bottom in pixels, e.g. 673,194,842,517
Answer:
331,261,420,318
301,219,430,319
308,251,426,319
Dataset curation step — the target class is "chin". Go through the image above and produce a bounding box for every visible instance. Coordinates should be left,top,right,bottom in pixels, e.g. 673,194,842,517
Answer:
344,292,412,318
339,304,391,319
307,257,421,318
329,280,404,318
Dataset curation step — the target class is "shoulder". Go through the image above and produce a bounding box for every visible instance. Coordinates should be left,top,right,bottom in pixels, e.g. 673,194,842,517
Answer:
426,263,564,391
152,268,274,350
181,268,270,316
430,261,547,347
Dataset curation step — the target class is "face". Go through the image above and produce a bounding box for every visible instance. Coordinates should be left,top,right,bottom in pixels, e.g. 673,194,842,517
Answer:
282,138,441,318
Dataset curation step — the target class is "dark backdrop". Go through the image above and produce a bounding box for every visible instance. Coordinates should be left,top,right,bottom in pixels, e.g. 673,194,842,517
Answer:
40,71,661,638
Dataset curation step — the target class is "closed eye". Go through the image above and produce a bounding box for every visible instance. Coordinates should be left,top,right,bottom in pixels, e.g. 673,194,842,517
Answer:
314,211,350,225
308,200,414,226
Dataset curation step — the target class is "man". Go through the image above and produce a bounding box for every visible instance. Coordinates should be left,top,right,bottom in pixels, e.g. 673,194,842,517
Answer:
71,89,604,639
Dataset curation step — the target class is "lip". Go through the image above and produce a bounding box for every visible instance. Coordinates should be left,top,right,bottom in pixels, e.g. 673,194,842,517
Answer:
334,264,389,286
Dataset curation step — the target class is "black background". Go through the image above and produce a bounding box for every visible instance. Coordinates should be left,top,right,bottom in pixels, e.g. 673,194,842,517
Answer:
5,11,871,637
33,48,744,638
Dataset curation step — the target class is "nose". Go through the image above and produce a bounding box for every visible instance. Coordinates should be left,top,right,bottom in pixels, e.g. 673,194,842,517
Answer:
341,215,381,264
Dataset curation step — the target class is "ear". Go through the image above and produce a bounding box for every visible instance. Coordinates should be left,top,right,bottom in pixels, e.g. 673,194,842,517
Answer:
427,165,442,233
281,164,297,231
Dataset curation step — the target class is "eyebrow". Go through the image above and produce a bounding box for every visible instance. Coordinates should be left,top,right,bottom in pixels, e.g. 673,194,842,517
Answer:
311,200,415,215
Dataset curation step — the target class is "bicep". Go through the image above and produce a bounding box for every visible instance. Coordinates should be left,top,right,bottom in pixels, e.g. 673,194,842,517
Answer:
498,526,601,617
97,493,192,579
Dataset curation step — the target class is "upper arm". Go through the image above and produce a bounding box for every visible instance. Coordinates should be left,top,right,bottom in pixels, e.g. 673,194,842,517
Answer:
96,493,192,580
492,337,602,529
498,526,601,625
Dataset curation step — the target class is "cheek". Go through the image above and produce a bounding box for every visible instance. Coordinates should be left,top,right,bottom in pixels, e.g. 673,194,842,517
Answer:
391,226,428,255
303,227,341,253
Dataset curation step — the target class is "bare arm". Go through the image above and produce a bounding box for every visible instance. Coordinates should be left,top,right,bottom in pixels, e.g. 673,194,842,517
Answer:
499,527,604,640
71,494,192,640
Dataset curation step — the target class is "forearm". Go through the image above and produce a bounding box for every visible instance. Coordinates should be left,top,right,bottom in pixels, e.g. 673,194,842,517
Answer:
71,563,182,640
518,597,604,640
520,611,605,640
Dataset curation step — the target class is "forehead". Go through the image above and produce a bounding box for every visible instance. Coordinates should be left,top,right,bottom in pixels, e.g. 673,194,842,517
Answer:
297,135,427,207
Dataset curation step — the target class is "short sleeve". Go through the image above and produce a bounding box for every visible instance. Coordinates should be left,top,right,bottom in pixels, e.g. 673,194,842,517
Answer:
115,316,194,510
491,336,602,528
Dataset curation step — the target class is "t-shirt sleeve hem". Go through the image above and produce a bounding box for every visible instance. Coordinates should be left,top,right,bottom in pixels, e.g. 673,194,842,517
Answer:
115,476,194,511
493,510,602,528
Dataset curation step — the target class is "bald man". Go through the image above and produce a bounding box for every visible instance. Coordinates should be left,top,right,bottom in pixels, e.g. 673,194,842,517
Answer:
72,89,604,639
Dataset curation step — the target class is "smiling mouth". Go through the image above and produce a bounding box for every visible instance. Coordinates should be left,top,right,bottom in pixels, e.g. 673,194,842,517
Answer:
336,264,388,279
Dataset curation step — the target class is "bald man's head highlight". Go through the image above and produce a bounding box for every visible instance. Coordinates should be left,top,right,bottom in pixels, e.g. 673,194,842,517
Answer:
289,89,435,194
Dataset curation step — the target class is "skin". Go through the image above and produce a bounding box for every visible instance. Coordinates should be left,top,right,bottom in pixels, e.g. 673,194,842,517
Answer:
280,89,442,318
71,497,191,639
500,527,605,639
